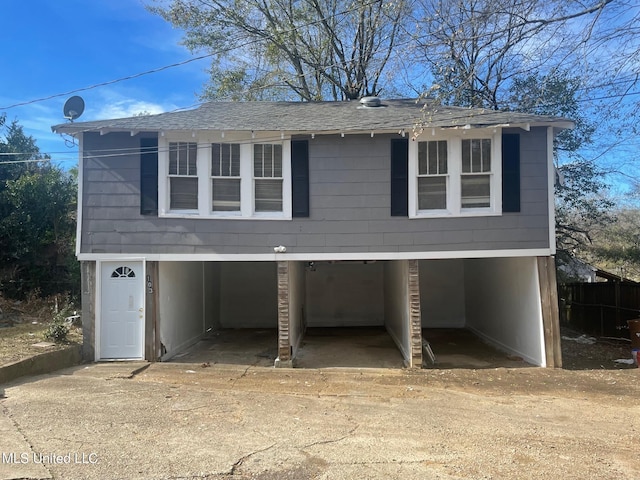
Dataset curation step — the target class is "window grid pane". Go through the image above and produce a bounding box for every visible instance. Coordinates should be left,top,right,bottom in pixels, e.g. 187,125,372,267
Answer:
212,143,241,178
461,174,491,208
231,144,240,176
427,142,438,174
211,144,221,176
188,143,198,175
274,145,283,176
438,141,448,174
169,142,197,176
418,142,427,175
254,144,283,179
462,139,491,173
462,140,471,173
255,179,283,212
418,177,447,210
254,144,262,177
170,177,198,210
481,139,491,172
212,178,241,211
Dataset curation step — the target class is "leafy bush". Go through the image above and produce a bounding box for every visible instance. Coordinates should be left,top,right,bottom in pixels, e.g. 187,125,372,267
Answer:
44,297,76,343
44,321,69,343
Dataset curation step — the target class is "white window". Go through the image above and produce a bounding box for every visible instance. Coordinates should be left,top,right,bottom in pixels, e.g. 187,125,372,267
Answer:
461,139,491,209
159,135,291,219
168,142,198,211
211,143,241,212
253,144,283,212
409,130,501,217
417,140,448,210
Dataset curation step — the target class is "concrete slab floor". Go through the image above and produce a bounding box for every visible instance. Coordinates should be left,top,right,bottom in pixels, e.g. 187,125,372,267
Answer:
171,329,278,366
168,328,528,370
294,327,405,369
422,328,531,369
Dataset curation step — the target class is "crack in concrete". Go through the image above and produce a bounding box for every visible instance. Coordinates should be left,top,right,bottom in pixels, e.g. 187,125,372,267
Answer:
228,442,277,476
107,363,150,380
1,401,53,479
300,424,359,449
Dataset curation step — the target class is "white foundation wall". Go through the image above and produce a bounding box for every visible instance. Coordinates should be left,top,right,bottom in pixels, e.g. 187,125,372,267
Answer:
383,261,410,362
159,262,206,360
203,262,221,331
305,262,384,327
463,257,545,366
288,262,306,356
419,259,466,328
219,262,278,328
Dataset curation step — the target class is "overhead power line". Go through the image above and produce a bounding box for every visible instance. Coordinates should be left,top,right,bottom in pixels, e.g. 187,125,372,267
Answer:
0,0,386,111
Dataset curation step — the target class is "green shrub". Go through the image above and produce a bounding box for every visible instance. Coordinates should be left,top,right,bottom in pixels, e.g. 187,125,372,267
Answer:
44,321,69,343
44,297,76,343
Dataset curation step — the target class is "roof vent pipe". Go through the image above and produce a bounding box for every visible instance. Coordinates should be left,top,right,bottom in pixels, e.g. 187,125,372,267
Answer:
359,96,382,107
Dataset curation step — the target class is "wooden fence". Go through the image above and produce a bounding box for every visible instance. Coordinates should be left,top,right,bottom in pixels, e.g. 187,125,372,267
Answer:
559,282,640,338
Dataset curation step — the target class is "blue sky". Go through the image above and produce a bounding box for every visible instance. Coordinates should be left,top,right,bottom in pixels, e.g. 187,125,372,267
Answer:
0,0,208,169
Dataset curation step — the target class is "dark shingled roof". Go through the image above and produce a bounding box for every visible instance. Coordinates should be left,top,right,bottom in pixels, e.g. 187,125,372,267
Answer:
52,98,574,135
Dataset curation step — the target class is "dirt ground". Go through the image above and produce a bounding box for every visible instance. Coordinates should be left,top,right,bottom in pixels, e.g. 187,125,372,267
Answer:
0,294,82,365
1,360,639,480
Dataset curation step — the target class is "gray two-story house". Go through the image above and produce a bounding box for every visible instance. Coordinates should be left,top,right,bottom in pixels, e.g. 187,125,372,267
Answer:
54,98,569,368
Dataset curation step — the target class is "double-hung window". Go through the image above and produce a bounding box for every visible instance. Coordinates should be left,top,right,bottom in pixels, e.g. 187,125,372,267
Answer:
211,143,241,212
253,144,283,212
160,135,291,218
409,130,501,217
461,139,491,209
417,140,448,210
168,142,198,211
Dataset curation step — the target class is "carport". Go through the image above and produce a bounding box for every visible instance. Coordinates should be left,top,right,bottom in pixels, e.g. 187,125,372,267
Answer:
154,261,278,361
419,256,556,367
154,260,418,368
275,260,422,368
150,256,558,369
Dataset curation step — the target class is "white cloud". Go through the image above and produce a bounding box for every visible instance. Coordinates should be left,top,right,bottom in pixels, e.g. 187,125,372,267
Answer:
95,99,167,119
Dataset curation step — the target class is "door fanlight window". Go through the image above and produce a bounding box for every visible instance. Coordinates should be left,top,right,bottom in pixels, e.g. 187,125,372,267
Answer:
111,266,136,278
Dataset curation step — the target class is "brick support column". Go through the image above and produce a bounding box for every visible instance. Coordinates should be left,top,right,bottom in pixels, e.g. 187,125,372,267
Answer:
408,259,423,368
275,261,292,367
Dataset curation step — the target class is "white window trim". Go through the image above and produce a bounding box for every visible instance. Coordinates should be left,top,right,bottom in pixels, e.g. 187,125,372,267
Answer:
158,134,292,220
408,129,502,218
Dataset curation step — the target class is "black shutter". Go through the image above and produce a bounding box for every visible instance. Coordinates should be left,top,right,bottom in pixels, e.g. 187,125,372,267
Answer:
140,137,158,216
291,140,309,217
502,133,520,213
390,138,409,216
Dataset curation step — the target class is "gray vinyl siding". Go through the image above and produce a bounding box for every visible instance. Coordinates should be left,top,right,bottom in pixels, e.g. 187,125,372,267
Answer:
80,128,550,256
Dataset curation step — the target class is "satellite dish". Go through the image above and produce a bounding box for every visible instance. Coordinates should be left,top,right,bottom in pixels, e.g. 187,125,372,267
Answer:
63,96,85,121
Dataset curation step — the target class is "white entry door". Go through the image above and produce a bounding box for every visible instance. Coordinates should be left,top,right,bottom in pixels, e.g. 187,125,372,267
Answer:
100,261,144,359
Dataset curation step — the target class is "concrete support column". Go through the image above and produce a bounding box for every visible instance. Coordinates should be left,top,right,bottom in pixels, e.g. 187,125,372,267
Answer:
80,261,96,362
275,261,292,367
537,256,563,368
408,259,423,368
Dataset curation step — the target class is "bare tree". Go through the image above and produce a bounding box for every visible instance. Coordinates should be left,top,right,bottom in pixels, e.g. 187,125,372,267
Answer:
412,0,613,109
148,0,408,101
